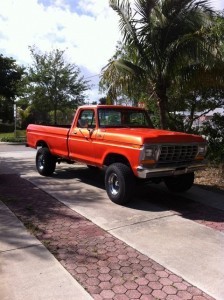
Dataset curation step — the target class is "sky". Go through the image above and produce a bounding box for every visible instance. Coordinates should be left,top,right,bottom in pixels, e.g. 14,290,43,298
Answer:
0,0,224,103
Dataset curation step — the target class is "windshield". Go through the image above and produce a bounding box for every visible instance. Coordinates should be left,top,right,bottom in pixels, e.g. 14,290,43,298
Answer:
98,108,153,128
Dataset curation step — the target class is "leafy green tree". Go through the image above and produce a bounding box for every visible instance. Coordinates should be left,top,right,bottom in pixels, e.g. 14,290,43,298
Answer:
26,47,90,124
166,87,224,132
0,54,25,122
101,0,222,129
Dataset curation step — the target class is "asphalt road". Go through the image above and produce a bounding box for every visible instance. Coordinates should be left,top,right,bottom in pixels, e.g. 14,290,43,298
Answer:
1,143,224,299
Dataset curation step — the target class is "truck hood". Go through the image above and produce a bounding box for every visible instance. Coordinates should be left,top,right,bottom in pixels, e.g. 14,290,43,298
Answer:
101,128,205,145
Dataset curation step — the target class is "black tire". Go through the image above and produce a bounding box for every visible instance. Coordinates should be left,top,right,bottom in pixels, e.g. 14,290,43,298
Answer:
164,172,194,193
36,148,56,176
105,163,135,205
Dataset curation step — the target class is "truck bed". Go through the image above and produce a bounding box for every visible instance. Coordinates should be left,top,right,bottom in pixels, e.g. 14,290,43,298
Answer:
26,124,70,158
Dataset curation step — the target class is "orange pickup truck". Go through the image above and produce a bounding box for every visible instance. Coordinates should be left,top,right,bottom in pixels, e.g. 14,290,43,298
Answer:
26,105,207,204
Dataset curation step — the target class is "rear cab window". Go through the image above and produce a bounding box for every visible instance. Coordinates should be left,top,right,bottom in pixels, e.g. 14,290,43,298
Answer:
98,108,152,128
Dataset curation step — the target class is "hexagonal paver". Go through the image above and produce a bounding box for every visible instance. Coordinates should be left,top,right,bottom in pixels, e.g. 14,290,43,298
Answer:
152,289,167,299
156,270,169,278
162,285,178,295
140,295,156,300
98,273,112,282
114,294,129,300
125,289,141,299
159,277,173,286
108,262,121,270
99,281,113,290
137,285,152,295
118,254,129,260
109,269,123,277
169,274,182,283
148,281,163,290
86,269,99,278
75,266,87,274
177,290,192,299
86,277,100,286
100,289,115,299
124,281,138,290
145,273,159,281
112,285,127,294
120,266,132,274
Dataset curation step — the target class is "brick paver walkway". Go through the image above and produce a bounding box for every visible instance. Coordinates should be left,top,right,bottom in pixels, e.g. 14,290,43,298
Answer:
0,174,219,300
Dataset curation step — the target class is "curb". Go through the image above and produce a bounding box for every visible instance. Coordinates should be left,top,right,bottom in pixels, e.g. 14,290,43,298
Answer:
0,142,26,145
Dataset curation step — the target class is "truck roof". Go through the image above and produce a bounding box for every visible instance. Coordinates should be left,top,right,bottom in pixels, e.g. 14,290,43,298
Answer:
79,105,145,110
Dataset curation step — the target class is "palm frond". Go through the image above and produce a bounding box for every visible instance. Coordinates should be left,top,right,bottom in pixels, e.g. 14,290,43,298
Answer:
110,0,153,68
181,61,224,90
135,0,157,21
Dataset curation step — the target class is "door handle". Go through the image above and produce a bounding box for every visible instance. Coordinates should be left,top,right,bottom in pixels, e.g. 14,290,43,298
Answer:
73,131,77,134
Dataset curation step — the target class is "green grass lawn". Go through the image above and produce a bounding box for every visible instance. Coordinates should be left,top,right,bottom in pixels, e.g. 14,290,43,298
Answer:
0,130,26,142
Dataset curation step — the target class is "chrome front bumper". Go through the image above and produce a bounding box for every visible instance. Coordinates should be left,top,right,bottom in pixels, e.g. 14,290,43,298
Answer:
136,161,207,179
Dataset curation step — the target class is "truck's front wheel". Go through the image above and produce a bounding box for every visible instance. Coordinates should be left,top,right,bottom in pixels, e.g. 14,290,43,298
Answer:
164,172,194,193
36,148,56,176
105,163,135,205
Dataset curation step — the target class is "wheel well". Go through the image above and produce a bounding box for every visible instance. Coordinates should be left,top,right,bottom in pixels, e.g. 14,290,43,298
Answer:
36,140,48,148
104,153,130,167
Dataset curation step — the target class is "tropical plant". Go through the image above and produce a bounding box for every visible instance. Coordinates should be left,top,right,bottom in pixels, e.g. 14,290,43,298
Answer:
201,113,224,165
101,0,222,129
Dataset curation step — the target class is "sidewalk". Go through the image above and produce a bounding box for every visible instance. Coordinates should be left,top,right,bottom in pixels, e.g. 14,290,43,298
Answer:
0,200,93,300
0,172,222,300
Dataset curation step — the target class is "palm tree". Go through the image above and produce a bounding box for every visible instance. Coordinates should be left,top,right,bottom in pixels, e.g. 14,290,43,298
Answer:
101,0,220,129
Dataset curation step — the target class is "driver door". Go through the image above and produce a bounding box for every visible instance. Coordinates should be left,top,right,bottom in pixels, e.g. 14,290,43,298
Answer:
68,109,96,163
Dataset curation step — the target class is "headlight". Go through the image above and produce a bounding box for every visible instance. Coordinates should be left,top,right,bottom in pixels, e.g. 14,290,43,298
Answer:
195,143,207,160
197,144,207,156
141,145,160,164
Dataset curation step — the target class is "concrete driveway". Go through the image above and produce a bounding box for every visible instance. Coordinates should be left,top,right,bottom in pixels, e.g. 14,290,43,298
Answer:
1,144,224,300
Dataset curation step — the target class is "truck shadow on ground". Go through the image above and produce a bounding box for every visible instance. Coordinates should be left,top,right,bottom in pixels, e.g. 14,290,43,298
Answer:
0,168,224,264
1,156,224,236
52,166,224,231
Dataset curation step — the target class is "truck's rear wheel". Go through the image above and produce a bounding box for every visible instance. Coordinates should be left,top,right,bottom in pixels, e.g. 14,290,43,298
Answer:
164,172,194,192
105,163,135,205
36,148,56,176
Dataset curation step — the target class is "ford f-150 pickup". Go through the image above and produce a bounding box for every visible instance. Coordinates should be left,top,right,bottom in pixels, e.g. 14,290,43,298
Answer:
26,105,207,204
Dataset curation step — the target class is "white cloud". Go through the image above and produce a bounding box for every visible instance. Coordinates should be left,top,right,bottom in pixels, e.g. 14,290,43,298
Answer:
211,0,224,10
0,0,223,102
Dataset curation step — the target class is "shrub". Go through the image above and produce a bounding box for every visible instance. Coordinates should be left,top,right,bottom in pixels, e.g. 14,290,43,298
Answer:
201,113,224,164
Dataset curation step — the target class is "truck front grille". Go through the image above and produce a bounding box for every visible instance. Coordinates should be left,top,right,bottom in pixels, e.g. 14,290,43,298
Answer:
158,144,198,163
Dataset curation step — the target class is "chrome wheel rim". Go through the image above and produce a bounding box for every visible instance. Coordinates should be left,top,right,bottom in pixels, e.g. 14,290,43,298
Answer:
37,154,45,171
108,173,120,196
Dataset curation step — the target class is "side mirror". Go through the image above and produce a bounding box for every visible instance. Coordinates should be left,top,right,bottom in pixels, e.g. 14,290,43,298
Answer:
87,128,94,136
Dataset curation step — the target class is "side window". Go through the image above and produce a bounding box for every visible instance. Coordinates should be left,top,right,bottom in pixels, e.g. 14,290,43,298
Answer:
77,110,95,128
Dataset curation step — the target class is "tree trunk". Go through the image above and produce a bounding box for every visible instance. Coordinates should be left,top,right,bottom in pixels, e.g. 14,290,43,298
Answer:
53,94,60,125
54,101,57,125
157,98,168,129
155,78,169,129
